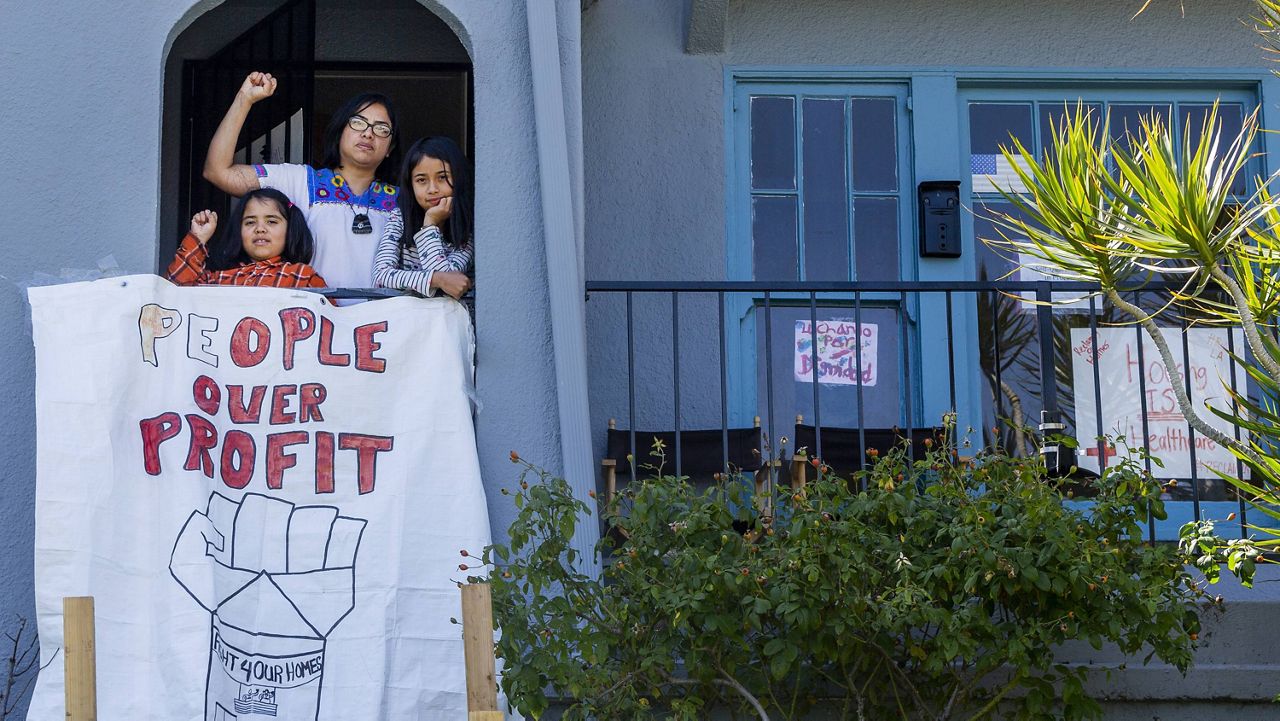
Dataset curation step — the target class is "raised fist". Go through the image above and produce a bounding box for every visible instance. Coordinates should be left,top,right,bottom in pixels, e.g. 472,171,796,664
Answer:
238,72,277,104
190,210,218,246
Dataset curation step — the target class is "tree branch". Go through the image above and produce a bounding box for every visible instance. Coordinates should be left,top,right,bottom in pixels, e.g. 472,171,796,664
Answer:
1206,263,1280,380
990,376,1029,455
964,675,1021,721
716,661,771,721
667,672,771,721
938,681,965,721
860,635,932,715
1,618,51,721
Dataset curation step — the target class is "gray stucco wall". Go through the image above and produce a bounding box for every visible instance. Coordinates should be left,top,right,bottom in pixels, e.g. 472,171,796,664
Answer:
0,2,581,714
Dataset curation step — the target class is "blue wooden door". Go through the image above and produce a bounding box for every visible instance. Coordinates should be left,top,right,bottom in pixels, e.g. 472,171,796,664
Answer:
728,81,918,446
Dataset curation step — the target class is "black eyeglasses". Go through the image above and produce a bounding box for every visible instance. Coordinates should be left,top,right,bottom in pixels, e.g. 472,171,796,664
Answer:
347,115,393,138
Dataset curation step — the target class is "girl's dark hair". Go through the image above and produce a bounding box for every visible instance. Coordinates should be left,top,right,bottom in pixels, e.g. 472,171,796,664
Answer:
395,136,474,252
206,188,316,271
319,93,402,183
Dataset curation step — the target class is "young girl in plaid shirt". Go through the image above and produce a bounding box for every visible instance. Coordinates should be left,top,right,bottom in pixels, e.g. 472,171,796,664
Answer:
168,188,326,288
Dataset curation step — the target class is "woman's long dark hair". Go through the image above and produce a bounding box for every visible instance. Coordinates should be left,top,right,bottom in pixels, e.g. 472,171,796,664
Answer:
395,136,474,252
319,93,402,183
206,188,316,271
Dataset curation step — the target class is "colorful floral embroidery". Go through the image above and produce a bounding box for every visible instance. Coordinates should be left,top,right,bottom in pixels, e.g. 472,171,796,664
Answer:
307,168,398,211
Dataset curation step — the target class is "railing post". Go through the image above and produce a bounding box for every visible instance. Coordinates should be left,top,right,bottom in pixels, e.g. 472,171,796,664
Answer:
63,596,97,721
1035,282,1060,421
461,583,503,721
1039,410,1068,476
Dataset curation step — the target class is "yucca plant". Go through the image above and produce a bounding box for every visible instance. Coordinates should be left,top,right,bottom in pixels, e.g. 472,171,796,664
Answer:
1252,0,1280,63
982,98,1280,564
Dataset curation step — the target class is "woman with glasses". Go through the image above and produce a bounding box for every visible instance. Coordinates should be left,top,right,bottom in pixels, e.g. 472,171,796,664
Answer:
203,71,402,290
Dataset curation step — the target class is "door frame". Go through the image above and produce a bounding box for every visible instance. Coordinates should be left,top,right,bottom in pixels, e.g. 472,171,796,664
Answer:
724,77,921,439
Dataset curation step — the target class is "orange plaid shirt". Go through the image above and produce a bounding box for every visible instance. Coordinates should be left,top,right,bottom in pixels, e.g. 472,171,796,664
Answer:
167,234,327,288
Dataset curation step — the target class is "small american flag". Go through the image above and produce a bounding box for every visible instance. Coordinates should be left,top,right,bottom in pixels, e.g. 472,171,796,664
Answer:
970,153,1028,194
970,154,997,175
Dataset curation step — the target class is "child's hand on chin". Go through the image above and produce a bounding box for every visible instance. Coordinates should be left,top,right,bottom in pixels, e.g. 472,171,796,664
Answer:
425,196,453,228
190,210,218,246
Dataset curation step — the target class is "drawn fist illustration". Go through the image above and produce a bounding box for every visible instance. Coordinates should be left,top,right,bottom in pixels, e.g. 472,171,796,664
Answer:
171,493,367,721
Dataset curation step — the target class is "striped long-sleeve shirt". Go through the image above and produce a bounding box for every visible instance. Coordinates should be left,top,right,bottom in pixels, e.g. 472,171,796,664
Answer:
166,234,327,288
372,211,474,297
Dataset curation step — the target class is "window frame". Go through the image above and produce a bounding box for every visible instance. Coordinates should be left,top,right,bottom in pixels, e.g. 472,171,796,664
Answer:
727,79,915,285
961,83,1261,196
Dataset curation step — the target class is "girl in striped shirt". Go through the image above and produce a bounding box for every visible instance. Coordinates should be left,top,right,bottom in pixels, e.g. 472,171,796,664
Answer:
373,137,474,299
168,188,326,288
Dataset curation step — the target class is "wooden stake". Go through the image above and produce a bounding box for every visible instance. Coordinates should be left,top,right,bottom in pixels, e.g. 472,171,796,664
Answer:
754,460,776,517
461,583,500,718
601,459,617,504
63,596,96,721
791,454,808,491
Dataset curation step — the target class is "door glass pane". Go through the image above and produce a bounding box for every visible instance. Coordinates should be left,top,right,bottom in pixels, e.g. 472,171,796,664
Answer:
803,98,850,281
972,200,1027,282
969,103,1033,194
851,97,897,192
972,198,1089,305
853,197,899,280
755,304,904,437
753,196,798,281
1109,103,1171,153
973,200,1053,454
751,96,796,190
1180,102,1247,195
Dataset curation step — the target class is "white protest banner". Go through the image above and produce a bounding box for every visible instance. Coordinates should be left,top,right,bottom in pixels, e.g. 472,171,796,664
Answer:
27,275,492,720
794,320,877,387
1070,326,1246,479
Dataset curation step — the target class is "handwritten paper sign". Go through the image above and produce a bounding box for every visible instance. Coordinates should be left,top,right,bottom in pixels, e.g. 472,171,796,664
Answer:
794,320,877,387
1071,327,1246,479
27,276,492,720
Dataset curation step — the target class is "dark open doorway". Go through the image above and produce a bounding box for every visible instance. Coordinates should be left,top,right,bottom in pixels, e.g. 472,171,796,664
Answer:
164,0,472,268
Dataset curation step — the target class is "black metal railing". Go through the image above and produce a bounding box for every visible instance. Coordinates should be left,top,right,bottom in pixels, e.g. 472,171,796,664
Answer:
585,279,1256,543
